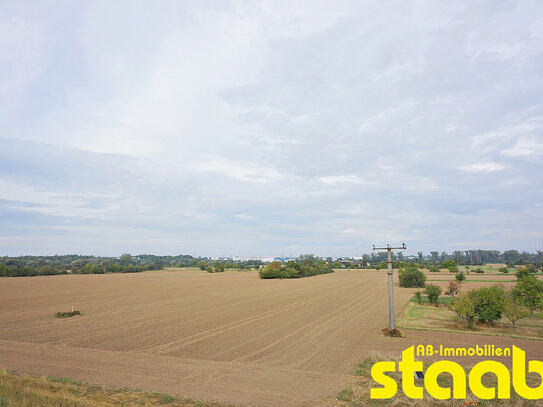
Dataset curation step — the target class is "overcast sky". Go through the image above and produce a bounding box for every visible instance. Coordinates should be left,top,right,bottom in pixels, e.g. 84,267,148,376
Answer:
1,1,542,257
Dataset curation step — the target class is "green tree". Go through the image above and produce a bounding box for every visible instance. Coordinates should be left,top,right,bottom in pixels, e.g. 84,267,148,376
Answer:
198,261,208,271
511,276,543,317
503,294,529,329
471,285,506,324
414,291,422,305
452,294,476,328
424,285,442,306
119,254,134,266
399,268,426,288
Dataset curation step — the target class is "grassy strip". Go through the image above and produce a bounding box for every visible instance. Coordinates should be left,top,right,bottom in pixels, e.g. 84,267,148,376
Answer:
0,369,234,407
396,322,543,342
410,295,453,305
426,279,516,282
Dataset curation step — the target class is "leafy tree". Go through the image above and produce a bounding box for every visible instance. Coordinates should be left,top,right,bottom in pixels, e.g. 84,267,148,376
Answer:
442,259,457,271
452,294,476,328
424,285,442,306
119,254,134,266
399,267,426,288
499,267,509,273
471,285,506,324
198,261,208,271
414,291,422,305
503,294,529,329
511,276,543,317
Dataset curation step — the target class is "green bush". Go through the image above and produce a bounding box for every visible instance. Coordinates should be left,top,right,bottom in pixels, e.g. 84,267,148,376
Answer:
424,284,442,306
455,271,466,282
499,267,509,273
442,259,458,272
54,310,81,318
399,267,426,288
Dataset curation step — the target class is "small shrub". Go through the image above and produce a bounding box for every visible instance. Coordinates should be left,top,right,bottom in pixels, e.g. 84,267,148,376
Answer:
473,268,484,274
336,388,354,402
428,265,440,273
445,281,460,299
455,271,466,282
424,284,442,306
54,310,81,318
414,291,422,305
499,267,509,274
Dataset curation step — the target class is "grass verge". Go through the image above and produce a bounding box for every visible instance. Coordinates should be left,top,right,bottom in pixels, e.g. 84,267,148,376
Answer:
0,369,233,407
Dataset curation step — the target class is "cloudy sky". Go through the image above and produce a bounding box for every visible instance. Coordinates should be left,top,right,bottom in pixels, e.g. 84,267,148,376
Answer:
1,1,542,257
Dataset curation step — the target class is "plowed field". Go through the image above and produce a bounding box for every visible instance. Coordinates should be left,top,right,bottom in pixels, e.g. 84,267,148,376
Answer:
1,269,541,406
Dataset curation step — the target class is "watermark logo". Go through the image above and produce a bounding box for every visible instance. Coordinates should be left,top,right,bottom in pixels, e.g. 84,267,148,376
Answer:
371,345,543,400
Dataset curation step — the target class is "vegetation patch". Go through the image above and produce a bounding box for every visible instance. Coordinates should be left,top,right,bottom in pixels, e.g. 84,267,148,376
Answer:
0,369,233,407
54,310,81,318
258,259,333,279
398,265,426,288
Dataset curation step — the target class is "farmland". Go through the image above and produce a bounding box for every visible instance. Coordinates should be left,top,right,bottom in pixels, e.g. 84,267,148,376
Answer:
1,269,542,406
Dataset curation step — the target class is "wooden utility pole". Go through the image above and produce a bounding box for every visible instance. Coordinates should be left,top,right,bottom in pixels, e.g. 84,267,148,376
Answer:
372,243,407,332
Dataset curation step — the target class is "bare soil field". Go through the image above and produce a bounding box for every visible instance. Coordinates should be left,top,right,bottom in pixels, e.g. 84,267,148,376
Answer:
1,269,542,406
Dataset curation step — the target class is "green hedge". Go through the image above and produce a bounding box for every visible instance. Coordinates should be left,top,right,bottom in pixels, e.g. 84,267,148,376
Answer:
259,260,333,279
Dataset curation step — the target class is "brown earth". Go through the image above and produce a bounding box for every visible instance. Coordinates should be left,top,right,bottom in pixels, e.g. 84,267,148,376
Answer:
1,269,542,406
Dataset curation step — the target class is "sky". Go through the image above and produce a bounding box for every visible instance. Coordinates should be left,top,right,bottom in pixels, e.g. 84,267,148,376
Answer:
1,0,543,257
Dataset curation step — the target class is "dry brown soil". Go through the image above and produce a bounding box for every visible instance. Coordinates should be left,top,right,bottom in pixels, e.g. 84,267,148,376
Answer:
1,269,541,406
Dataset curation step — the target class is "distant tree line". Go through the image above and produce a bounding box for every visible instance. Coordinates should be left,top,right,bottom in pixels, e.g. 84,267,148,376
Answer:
341,249,543,268
0,254,266,277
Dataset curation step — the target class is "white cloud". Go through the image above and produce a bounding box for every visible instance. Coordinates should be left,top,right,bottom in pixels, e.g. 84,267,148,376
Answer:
319,175,374,185
501,138,543,157
193,157,281,183
458,162,506,173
